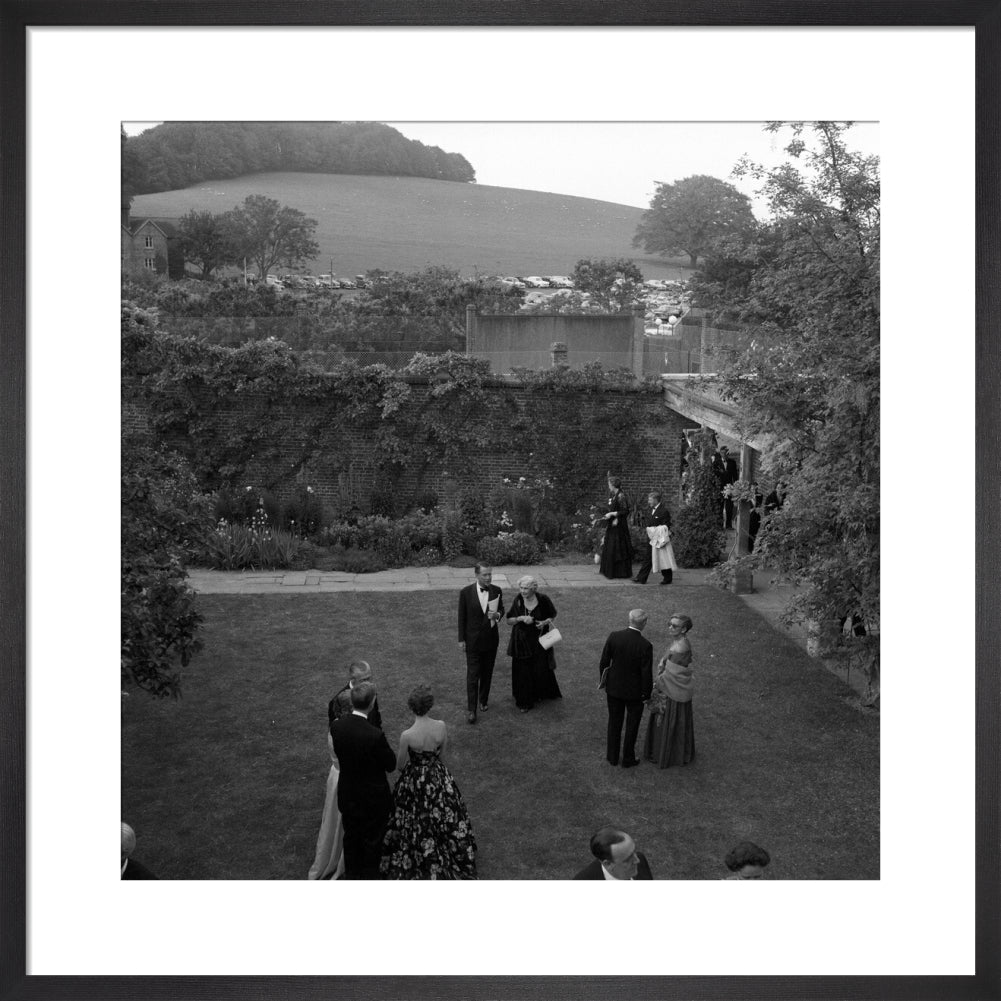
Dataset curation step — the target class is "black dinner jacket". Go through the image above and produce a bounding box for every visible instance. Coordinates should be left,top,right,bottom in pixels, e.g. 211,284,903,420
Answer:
330,713,395,814
328,685,382,731
647,502,672,529
573,852,653,880
723,455,739,484
121,858,158,880
599,627,653,702
457,582,505,652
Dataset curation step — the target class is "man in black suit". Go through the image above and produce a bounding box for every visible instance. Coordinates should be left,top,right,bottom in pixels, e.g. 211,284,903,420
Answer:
573,826,653,880
719,445,740,529
330,680,396,879
457,562,504,724
633,490,673,585
121,822,158,879
599,609,653,767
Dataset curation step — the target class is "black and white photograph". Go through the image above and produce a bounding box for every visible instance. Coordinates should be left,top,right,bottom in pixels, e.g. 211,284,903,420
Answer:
119,118,881,883
13,17,986,995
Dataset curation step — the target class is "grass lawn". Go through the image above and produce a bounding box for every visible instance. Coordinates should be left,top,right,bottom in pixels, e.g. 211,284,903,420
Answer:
121,584,879,880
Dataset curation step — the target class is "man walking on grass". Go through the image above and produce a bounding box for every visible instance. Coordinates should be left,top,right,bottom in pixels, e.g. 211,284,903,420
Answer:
457,562,504,724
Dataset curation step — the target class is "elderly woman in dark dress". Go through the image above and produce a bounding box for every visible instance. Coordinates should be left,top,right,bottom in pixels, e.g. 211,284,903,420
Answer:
599,475,634,579
505,575,562,713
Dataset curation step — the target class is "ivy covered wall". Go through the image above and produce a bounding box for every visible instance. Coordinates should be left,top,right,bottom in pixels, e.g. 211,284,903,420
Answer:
122,306,688,522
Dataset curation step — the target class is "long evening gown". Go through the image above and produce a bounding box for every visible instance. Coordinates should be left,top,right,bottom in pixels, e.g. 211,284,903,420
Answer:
507,593,563,710
599,490,634,579
307,736,345,880
379,747,477,879
643,644,695,768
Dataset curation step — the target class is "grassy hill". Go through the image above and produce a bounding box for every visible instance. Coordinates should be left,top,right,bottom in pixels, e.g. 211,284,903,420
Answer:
129,172,689,280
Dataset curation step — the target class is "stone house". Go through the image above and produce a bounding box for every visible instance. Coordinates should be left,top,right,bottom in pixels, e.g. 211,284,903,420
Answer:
121,205,184,278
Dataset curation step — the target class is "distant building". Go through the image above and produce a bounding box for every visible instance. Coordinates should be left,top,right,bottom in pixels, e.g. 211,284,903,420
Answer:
121,204,184,279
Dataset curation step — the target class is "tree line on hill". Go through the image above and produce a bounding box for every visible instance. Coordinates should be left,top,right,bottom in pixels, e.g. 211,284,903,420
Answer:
122,121,476,197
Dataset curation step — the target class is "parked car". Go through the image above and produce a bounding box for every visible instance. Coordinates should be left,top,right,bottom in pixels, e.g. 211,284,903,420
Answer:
547,275,573,288
519,276,548,288
502,277,527,289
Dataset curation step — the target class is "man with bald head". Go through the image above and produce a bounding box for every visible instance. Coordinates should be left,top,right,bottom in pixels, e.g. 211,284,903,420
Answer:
121,822,158,879
598,609,653,767
573,826,653,880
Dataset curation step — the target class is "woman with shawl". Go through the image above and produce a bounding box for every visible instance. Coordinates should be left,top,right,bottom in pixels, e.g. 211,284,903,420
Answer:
643,613,695,768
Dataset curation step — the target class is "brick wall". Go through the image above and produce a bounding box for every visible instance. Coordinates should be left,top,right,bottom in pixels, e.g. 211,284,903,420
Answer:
124,377,692,518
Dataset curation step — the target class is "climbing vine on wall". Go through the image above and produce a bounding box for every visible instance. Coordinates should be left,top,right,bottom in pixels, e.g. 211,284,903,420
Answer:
123,308,668,516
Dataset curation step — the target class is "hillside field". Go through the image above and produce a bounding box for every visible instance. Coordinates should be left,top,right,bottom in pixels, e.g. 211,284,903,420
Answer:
130,172,691,280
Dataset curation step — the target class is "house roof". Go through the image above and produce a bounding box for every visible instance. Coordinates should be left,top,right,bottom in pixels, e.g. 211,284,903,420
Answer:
125,217,180,238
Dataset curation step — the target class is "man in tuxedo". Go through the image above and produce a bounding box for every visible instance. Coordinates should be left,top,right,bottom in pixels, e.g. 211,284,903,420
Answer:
599,609,653,767
457,562,504,724
328,660,382,730
573,826,653,880
719,445,740,529
330,680,396,878
121,822,158,880
633,490,673,585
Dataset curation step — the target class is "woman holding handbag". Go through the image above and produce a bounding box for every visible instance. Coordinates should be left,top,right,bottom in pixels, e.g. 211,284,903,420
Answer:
505,575,562,713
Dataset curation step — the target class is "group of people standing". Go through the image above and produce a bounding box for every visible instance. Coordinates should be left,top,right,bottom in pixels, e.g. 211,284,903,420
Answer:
307,553,700,880
310,662,478,880
598,475,678,585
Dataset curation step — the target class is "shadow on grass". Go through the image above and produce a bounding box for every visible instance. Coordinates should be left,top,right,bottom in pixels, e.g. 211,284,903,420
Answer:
122,584,878,880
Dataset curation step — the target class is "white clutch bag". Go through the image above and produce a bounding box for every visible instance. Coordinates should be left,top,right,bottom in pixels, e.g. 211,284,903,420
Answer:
539,627,563,650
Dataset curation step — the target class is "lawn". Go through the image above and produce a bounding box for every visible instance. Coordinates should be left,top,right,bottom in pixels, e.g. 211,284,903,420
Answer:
121,584,879,880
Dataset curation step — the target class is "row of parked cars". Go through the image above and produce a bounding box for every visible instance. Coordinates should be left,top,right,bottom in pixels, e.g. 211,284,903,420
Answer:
489,275,574,289
251,273,372,290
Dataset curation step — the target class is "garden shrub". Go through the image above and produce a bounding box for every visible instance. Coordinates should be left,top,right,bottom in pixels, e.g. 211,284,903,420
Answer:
412,489,439,514
476,532,543,566
369,484,397,518
121,437,209,698
281,485,324,536
674,458,725,568
214,486,281,527
413,545,444,567
204,520,302,570
396,510,442,551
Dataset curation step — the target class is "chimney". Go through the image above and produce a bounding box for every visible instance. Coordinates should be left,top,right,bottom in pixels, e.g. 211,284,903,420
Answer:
550,341,568,367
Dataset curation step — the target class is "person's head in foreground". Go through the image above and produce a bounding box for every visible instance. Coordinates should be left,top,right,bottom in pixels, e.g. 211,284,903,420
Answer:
724,841,771,879
590,827,640,880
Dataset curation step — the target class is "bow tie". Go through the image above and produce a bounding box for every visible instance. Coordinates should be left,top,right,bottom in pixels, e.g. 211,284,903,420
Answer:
478,587,488,593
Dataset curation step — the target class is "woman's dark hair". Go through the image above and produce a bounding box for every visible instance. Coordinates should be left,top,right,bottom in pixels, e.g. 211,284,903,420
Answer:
724,841,771,871
407,683,434,717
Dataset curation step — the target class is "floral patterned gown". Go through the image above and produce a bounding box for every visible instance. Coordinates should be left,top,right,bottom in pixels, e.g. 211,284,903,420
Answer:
379,748,478,879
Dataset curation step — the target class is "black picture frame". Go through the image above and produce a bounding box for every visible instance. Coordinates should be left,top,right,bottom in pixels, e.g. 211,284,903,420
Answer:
2,2,997,999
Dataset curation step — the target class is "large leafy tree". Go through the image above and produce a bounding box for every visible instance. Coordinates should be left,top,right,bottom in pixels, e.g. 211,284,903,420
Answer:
697,122,880,688
177,209,237,279
570,258,643,312
633,174,755,269
224,194,320,280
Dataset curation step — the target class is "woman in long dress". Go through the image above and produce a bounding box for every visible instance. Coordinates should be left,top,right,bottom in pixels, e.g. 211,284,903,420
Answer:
306,729,345,880
643,613,695,768
380,685,477,879
505,575,562,713
599,475,634,579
